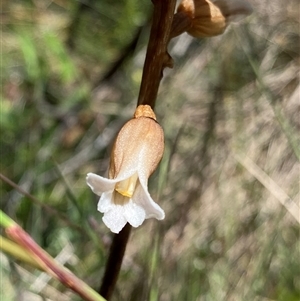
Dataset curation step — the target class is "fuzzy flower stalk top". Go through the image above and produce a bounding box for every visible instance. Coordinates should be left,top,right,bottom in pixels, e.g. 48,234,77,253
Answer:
86,105,165,233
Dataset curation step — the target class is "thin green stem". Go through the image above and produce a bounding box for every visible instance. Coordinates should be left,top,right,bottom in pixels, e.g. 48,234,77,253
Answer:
3,218,106,301
0,235,43,270
0,210,16,228
0,173,84,233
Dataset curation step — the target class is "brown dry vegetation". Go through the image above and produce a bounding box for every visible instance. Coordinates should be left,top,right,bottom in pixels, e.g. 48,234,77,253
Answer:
1,0,299,301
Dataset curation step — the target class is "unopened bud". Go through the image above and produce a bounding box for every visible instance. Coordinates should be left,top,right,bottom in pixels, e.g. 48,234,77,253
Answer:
173,0,253,38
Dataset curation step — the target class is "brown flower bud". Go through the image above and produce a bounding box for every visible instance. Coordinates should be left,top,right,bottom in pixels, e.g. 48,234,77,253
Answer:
175,0,253,38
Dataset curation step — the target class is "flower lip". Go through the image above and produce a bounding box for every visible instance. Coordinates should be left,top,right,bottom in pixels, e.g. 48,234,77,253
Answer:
87,171,165,233
115,173,138,198
112,191,130,206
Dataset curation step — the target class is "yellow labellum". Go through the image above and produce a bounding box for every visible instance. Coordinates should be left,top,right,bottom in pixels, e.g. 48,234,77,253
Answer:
115,173,139,198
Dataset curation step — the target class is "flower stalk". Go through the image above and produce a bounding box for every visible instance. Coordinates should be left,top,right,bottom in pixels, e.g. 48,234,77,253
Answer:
98,1,177,299
137,0,177,108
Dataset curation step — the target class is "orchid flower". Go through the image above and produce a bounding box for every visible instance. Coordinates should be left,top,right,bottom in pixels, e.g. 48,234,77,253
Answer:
86,105,165,234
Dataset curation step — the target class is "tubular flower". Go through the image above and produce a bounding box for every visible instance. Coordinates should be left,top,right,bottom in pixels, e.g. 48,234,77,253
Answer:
86,105,165,234
177,0,253,37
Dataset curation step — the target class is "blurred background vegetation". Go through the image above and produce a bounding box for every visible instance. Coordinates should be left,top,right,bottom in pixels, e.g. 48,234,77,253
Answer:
1,0,299,300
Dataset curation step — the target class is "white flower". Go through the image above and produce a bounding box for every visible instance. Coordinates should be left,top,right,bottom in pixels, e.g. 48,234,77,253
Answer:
86,105,165,234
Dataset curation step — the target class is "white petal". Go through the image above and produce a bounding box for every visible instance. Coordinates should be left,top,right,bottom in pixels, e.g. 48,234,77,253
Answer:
86,173,117,196
97,191,113,213
102,206,127,234
133,179,165,220
123,202,146,228
86,171,138,196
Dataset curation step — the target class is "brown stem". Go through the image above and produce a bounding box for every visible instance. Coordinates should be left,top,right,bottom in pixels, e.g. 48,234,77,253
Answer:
170,11,192,39
99,223,132,299
98,1,177,300
137,0,177,108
